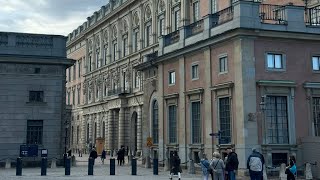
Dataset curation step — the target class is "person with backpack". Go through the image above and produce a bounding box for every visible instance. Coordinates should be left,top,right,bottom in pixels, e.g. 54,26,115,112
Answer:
286,155,297,180
200,154,212,180
210,152,225,180
225,148,239,180
247,148,265,180
170,151,181,180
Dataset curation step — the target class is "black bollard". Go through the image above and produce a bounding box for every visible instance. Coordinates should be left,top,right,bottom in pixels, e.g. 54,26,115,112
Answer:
16,157,22,176
88,157,94,175
153,158,158,175
131,158,137,175
65,157,71,175
110,158,115,175
41,157,47,176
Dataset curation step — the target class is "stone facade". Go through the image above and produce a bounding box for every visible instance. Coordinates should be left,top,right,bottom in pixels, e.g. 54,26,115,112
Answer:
66,0,320,177
0,32,74,163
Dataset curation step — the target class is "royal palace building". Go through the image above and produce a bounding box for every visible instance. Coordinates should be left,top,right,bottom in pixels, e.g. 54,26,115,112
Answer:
66,0,320,176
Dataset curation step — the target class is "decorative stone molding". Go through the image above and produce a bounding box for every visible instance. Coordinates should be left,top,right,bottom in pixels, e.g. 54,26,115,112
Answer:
16,35,53,48
103,30,108,44
158,0,166,13
133,11,140,27
95,35,100,48
145,5,152,21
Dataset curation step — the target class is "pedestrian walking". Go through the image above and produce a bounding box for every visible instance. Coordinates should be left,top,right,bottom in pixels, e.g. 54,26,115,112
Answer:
247,148,265,180
169,151,181,180
200,154,212,180
120,146,125,165
285,155,297,180
225,148,239,180
210,152,225,180
101,149,106,164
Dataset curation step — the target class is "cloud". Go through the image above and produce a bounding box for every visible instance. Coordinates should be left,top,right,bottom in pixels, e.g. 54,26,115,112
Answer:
0,0,108,36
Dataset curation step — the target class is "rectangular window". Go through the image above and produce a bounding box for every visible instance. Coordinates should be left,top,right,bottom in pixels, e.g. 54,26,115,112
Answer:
219,97,231,144
104,84,107,96
96,50,100,68
267,53,283,69
104,45,109,65
266,96,289,144
78,60,81,78
73,65,76,80
168,105,177,143
312,56,320,71
134,31,139,52
146,25,151,47
113,43,117,61
193,1,200,22
192,64,199,79
29,91,44,102
26,120,43,145
159,18,165,36
123,37,128,57
89,55,92,72
169,71,176,85
77,88,80,105
174,10,180,31
72,90,75,105
191,101,201,144
219,56,228,73
313,97,320,136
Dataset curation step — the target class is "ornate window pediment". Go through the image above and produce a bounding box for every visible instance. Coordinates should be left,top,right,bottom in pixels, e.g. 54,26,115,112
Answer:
103,30,108,44
158,0,166,14
133,11,140,27
112,25,118,39
88,39,93,51
145,5,152,21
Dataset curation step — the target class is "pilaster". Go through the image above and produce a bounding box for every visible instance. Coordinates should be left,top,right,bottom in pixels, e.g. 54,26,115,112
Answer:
96,113,101,138
158,63,165,162
181,0,190,26
118,108,125,148
89,114,93,144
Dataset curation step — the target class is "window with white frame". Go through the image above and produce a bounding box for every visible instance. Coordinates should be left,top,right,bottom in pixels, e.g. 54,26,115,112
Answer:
123,36,128,57
219,97,231,144
96,49,100,68
193,1,200,22
104,44,109,65
266,96,289,144
313,97,320,136
168,105,177,143
192,64,199,79
169,71,176,85
159,17,165,36
173,9,180,31
113,42,117,61
191,101,201,144
267,53,284,69
133,30,139,52
219,56,228,73
312,56,320,71
145,24,152,47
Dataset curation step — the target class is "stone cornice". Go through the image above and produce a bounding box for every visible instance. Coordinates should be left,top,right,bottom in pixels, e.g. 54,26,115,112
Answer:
211,81,234,91
184,88,204,96
303,82,320,89
257,80,297,87
164,93,179,99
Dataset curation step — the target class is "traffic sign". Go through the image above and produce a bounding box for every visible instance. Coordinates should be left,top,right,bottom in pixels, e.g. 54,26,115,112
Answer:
147,137,153,147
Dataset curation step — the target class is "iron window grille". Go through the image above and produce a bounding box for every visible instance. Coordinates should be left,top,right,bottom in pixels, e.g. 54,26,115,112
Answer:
168,105,177,143
313,97,320,136
191,101,201,144
26,120,43,145
219,97,231,144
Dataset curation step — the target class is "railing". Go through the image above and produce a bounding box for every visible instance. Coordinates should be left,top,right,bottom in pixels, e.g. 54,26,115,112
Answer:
305,5,320,26
259,4,287,24
186,19,204,38
212,6,234,27
107,87,131,96
164,30,180,46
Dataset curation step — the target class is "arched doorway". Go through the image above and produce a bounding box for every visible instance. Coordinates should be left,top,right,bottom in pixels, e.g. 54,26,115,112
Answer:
130,112,138,156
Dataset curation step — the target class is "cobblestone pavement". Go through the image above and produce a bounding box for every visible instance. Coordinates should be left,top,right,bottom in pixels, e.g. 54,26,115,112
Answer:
0,154,202,180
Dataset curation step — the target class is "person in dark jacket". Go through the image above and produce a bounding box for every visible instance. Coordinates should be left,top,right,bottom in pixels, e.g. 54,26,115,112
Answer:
225,148,239,180
101,149,106,164
89,148,98,165
247,148,265,180
170,151,181,180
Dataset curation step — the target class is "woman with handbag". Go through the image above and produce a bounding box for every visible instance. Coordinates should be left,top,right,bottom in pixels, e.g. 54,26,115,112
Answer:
200,154,212,180
210,152,225,180
285,155,297,180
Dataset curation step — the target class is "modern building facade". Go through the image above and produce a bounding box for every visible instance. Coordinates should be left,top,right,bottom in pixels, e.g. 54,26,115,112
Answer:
66,0,320,176
0,32,74,164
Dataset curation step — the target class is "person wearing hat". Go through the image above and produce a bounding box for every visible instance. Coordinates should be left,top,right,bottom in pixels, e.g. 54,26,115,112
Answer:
247,148,265,180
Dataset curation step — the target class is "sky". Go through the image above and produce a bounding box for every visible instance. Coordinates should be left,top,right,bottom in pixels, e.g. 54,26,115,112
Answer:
0,0,108,36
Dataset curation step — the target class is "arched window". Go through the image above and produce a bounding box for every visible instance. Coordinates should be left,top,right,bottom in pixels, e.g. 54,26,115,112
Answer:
158,0,166,36
144,5,152,47
112,25,118,61
133,12,140,52
152,100,159,144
